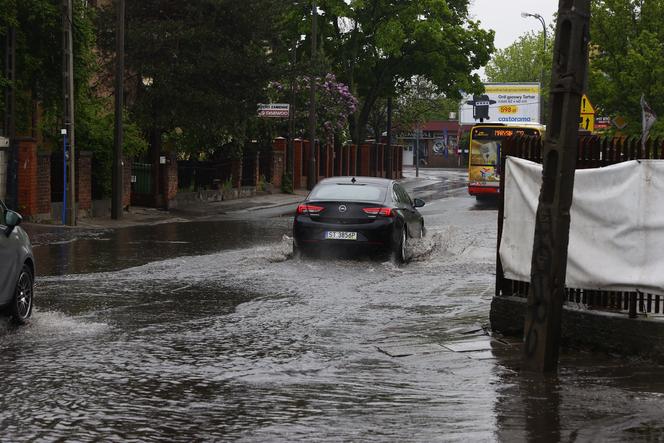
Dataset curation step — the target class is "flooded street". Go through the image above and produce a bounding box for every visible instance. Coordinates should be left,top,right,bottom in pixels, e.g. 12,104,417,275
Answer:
3,170,664,441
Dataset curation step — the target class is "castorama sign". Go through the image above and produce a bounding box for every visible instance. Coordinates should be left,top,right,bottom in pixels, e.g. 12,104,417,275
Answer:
459,82,541,125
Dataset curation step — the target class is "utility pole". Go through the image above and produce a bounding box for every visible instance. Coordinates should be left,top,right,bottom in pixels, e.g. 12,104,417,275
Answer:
287,39,297,187
63,0,76,226
307,0,317,190
111,0,125,219
521,12,547,125
522,0,591,373
386,96,393,179
4,27,17,209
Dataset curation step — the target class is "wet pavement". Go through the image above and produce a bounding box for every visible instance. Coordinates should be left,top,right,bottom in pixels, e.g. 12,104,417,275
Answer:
3,169,664,441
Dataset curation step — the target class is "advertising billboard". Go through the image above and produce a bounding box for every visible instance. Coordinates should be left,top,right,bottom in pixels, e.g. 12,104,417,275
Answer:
459,83,541,125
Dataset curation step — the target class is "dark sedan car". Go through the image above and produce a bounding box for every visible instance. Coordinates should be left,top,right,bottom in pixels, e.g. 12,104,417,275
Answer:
293,177,425,262
0,200,34,324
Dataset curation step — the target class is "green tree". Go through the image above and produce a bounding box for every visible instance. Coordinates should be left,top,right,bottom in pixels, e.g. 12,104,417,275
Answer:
1,0,147,198
590,0,664,137
484,30,552,122
1,0,92,134
98,0,291,158
367,77,459,139
298,0,494,143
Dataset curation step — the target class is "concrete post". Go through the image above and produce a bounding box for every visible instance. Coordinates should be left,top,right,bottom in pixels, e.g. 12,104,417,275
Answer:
522,0,591,373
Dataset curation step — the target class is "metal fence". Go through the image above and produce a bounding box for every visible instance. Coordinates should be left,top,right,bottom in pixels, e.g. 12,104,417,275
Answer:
178,159,234,191
496,135,664,318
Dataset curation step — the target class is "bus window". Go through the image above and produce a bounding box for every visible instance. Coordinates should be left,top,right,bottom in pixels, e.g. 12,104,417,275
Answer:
470,139,499,165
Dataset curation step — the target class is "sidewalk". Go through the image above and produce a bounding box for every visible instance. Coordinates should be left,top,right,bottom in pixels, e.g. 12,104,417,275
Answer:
23,190,308,245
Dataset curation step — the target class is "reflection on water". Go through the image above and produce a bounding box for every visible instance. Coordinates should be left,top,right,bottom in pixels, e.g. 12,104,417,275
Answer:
491,337,664,441
28,219,292,276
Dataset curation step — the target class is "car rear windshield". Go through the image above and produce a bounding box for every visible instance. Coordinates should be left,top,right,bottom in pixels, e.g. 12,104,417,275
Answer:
309,183,386,202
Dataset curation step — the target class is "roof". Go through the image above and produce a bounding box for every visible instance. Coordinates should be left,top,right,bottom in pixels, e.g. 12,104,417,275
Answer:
420,120,463,132
318,176,392,186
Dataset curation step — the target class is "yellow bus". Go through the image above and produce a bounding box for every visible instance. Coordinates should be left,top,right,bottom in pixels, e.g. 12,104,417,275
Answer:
468,124,543,198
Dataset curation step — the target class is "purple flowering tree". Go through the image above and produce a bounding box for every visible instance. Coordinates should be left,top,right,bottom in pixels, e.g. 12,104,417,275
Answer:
268,73,358,145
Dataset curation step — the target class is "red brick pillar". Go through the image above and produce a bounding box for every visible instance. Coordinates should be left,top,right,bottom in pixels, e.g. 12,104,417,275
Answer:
36,152,51,220
273,137,286,153
17,138,38,217
360,144,370,176
272,151,284,189
231,158,242,190
165,153,178,206
302,140,311,183
122,156,132,209
76,151,92,217
293,139,303,189
271,138,286,188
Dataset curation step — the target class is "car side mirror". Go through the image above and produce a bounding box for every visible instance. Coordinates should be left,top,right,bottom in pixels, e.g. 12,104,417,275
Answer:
413,198,425,208
4,210,22,237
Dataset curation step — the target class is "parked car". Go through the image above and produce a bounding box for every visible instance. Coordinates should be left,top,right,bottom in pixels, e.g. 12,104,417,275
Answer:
0,201,34,324
293,177,425,262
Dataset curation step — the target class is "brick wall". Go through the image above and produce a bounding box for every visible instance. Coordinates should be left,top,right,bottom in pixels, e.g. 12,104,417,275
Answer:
76,151,92,215
293,140,303,189
36,153,51,217
273,137,286,153
359,144,370,176
17,138,38,217
231,159,242,189
272,151,284,189
166,154,178,202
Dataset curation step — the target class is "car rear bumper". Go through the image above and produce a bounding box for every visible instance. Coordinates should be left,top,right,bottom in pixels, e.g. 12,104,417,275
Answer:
293,216,397,250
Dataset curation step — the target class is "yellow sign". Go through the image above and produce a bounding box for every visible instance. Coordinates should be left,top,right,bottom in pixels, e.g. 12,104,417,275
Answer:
499,105,519,114
580,94,595,114
579,94,595,132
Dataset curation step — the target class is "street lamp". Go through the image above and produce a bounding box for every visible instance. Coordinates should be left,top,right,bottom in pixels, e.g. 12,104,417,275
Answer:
521,11,547,125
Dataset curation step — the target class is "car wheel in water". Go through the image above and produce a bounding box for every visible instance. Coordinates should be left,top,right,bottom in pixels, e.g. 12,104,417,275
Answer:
392,227,407,264
293,242,309,259
11,265,33,325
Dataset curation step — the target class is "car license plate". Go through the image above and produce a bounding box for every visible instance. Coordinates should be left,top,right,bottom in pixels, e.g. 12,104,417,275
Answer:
325,231,357,241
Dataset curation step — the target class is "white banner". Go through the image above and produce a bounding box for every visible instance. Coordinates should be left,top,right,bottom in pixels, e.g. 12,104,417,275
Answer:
460,83,541,125
500,157,664,296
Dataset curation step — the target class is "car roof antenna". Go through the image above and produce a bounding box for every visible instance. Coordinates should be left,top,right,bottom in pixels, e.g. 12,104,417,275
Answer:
351,177,356,184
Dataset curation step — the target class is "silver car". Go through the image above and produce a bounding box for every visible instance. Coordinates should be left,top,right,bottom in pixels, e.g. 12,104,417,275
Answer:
0,201,34,324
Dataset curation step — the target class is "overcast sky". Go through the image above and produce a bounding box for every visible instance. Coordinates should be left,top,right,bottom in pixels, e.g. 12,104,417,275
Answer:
469,0,559,49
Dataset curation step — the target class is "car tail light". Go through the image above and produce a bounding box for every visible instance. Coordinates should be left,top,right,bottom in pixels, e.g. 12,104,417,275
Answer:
297,204,325,215
362,207,394,217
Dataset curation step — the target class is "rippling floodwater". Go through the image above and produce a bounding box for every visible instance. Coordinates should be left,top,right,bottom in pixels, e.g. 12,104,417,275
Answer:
3,194,664,441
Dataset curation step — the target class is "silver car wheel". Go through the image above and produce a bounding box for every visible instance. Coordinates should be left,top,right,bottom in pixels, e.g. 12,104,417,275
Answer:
12,266,33,324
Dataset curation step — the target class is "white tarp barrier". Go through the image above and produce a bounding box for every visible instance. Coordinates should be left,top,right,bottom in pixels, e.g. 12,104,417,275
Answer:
500,157,664,296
